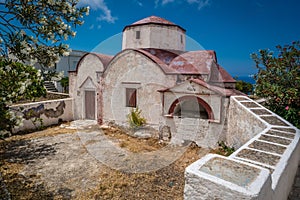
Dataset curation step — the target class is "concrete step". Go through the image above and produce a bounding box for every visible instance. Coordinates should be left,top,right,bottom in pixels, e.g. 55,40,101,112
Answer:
44,81,58,92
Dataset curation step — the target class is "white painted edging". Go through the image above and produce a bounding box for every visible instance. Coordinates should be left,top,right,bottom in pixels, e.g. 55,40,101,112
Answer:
185,154,272,200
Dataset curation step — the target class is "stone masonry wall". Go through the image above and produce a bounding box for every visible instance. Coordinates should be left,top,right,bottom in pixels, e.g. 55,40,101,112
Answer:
184,96,300,200
226,96,266,149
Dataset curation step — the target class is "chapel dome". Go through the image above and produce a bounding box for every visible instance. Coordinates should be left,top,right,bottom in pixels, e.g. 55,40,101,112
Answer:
122,16,186,51
133,15,175,25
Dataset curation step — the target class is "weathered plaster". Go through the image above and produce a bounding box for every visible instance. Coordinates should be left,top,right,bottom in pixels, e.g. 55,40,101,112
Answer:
184,154,272,200
70,54,104,120
102,50,176,125
11,98,73,133
122,24,185,51
226,97,266,149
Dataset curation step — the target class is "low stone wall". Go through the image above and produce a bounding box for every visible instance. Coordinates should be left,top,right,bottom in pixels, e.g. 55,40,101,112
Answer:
184,154,272,200
184,96,300,200
162,116,226,148
226,96,266,149
10,98,74,133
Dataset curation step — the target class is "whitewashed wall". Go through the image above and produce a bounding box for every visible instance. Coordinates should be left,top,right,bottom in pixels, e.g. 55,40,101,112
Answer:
122,24,185,51
10,98,73,133
102,49,176,126
69,54,105,120
184,96,300,200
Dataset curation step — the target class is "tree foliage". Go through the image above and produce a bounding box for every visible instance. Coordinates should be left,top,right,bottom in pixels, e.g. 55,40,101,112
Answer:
234,78,253,94
0,0,89,135
0,57,46,135
0,0,89,68
59,76,69,93
251,41,300,128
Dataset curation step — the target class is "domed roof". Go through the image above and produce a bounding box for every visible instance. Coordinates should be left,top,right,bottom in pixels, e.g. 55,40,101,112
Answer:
132,16,175,25
123,16,185,32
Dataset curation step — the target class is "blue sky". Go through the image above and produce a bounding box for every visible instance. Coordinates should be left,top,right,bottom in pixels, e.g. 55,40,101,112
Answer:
70,0,300,76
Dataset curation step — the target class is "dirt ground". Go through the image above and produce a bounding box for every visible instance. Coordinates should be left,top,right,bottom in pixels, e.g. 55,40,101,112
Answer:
0,122,210,200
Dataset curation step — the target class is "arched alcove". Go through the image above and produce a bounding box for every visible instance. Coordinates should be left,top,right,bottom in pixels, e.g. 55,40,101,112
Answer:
168,96,214,119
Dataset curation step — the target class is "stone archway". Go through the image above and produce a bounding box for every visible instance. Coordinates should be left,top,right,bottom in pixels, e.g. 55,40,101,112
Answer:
168,96,214,120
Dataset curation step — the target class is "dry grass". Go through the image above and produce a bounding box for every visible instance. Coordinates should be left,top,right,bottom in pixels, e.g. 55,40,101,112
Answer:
83,125,205,200
0,124,209,200
83,143,204,200
1,122,76,143
101,126,167,153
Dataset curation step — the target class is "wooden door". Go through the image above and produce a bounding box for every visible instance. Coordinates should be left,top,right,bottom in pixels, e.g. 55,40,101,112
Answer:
85,91,95,119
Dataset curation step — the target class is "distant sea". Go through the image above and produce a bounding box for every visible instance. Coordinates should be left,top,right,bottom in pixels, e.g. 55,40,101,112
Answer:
235,75,256,85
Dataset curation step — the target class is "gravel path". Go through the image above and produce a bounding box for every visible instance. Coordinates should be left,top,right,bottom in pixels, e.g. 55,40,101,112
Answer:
0,120,106,199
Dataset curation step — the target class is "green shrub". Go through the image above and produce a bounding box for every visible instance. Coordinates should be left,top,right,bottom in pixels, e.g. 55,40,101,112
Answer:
127,107,146,128
251,41,300,129
215,141,235,156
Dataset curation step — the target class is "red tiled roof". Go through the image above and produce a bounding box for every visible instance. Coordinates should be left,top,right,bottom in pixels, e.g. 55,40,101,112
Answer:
159,78,245,97
169,51,216,74
132,16,175,25
136,48,223,76
94,53,114,69
123,16,185,32
209,64,236,83
71,53,113,73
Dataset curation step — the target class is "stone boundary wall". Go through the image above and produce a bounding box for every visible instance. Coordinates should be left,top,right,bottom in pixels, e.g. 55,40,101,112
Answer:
226,96,266,149
162,116,227,148
10,98,74,133
184,96,300,200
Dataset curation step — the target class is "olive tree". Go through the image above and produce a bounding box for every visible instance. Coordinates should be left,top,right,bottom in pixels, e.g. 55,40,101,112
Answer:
251,41,300,128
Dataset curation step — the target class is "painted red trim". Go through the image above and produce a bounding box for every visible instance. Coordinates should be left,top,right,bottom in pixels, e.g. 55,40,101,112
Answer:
168,95,214,120
97,77,104,125
162,92,165,115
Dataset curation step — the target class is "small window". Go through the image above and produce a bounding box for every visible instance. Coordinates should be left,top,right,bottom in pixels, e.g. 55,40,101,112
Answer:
136,31,140,39
126,88,137,107
180,35,183,44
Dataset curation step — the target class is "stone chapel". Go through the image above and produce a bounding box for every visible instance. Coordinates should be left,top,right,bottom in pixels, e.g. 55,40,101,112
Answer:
69,16,244,147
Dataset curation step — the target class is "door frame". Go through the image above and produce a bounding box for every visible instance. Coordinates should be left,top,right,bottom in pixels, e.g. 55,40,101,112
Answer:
84,89,96,120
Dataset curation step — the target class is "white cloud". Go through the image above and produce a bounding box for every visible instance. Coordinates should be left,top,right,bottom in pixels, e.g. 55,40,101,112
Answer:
162,0,175,5
89,24,94,30
133,0,143,7
89,24,101,30
155,0,211,10
187,0,210,10
78,0,117,23
155,0,160,7
155,0,174,7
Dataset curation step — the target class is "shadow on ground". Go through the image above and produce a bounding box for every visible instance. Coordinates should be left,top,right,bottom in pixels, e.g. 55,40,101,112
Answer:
0,139,73,200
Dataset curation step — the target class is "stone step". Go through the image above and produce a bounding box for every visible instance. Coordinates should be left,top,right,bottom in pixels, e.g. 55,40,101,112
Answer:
44,81,58,92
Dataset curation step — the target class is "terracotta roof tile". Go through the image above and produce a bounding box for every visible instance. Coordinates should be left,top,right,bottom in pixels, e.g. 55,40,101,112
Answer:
169,51,215,74
159,78,245,97
71,53,113,73
209,64,236,83
94,53,114,69
132,16,175,25
123,16,185,32
137,48,222,75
